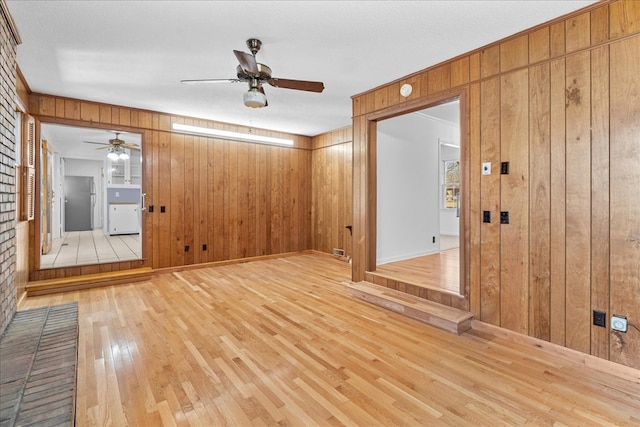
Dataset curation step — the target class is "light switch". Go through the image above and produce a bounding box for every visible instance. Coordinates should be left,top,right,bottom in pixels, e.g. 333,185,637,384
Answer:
482,162,491,175
115,191,120,197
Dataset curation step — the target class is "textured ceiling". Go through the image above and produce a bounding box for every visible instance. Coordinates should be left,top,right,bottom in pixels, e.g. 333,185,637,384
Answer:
7,1,596,137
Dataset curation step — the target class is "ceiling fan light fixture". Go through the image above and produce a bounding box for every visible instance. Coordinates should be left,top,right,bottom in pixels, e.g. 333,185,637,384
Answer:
107,147,119,161
119,150,130,160
243,88,267,108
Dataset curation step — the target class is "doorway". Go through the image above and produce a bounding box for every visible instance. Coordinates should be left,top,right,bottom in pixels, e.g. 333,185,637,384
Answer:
375,99,461,294
39,123,143,269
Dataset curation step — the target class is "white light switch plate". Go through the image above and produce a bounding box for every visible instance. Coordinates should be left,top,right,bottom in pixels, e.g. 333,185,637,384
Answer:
482,162,491,175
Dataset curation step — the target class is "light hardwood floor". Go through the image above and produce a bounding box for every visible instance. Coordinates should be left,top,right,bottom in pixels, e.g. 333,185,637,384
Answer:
19,254,639,426
375,249,460,294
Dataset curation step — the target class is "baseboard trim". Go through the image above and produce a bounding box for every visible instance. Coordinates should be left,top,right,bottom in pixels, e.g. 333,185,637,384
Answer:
471,320,640,383
152,250,316,275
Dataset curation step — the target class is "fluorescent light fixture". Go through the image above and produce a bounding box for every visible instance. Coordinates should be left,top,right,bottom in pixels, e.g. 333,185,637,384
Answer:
172,123,294,146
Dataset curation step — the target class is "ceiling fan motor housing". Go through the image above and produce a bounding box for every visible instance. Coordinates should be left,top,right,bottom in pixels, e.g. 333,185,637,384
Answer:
236,64,272,81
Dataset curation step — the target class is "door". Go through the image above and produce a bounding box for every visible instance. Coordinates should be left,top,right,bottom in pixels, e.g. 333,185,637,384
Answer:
41,140,53,253
64,176,94,231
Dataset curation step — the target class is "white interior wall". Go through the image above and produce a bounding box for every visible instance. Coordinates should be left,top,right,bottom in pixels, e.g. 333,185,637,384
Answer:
377,115,437,264
377,107,459,265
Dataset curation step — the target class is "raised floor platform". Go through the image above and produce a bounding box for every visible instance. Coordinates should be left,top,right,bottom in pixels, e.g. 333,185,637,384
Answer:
0,303,79,427
26,267,153,296
348,281,473,334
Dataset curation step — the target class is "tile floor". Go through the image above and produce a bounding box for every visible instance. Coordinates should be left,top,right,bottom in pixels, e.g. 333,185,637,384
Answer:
40,229,141,269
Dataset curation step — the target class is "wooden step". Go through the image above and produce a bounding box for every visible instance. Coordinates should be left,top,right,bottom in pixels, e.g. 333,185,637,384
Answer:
26,267,153,296
347,281,473,334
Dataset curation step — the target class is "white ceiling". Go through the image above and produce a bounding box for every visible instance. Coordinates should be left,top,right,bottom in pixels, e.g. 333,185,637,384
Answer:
7,1,596,137
40,123,142,161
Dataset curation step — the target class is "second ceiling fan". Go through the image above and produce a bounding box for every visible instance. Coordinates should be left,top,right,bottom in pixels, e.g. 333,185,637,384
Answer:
181,38,325,108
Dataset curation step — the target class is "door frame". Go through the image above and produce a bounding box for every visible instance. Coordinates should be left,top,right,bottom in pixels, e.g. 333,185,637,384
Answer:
351,87,470,305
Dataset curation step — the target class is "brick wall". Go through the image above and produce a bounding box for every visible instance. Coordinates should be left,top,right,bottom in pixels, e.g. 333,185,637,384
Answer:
0,4,19,335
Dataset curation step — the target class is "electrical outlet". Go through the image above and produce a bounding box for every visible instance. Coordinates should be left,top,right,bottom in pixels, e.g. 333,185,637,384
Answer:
611,315,627,332
500,211,509,224
593,310,606,327
501,162,510,174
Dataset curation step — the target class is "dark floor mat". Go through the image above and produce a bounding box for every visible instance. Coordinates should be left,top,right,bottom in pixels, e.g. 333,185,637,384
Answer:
0,303,78,427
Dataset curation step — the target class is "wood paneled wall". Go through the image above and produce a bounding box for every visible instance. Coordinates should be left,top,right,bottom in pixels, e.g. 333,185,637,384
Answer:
27,94,312,279
351,0,640,368
311,128,352,257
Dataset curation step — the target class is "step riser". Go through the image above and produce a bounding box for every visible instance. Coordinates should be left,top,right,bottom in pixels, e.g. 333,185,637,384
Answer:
348,282,473,335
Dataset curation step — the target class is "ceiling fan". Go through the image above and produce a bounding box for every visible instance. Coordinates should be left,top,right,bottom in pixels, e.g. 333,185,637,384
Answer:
83,132,140,151
180,38,325,108
83,132,139,161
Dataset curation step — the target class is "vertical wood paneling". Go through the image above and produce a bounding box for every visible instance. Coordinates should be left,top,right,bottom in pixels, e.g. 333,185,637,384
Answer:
500,69,529,335
469,83,481,317
529,27,550,63
256,145,269,255
270,148,283,254
500,34,529,73
565,12,591,53
549,58,567,346
550,21,566,57
170,133,185,267
311,129,352,258
428,64,451,94
283,149,293,253
184,134,195,265
480,78,501,325
236,142,249,258
246,143,257,257
590,5,609,44
212,139,225,262
198,136,208,263
158,131,171,268
80,102,99,122
529,64,551,341
228,140,239,259
609,0,640,39
609,36,640,369
451,56,470,87
480,45,500,78
221,140,231,260
590,45,610,360
564,51,591,354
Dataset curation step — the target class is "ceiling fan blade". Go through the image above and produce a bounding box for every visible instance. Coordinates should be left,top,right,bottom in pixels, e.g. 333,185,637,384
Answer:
268,78,325,93
233,50,259,75
83,140,109,146
95,146,111,150
122,144,140,150
181,78,242,84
